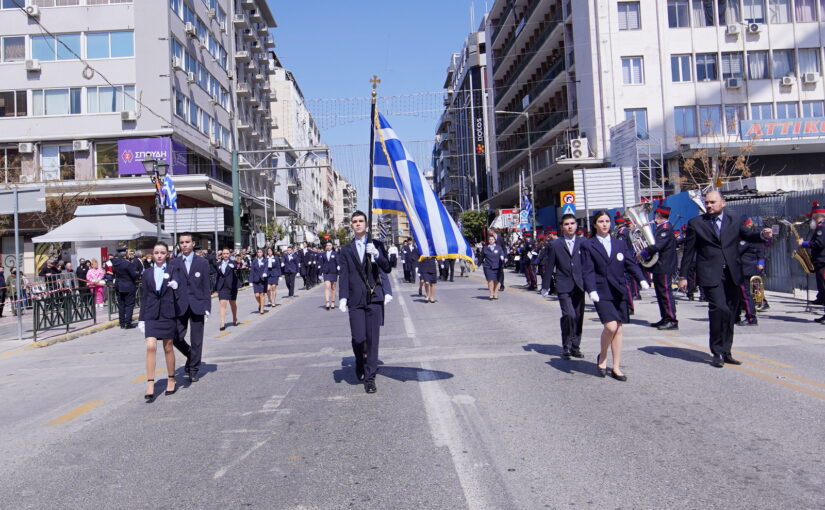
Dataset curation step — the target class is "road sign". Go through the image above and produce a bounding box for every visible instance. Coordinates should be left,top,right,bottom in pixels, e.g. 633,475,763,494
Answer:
0,186,46,214
561,204,576,216
560,191,576,205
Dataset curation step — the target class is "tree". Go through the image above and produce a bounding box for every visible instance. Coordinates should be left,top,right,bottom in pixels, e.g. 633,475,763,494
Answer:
459,209,488,243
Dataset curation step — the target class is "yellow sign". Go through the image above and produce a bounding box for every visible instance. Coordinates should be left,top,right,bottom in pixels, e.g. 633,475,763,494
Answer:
560,191,576,205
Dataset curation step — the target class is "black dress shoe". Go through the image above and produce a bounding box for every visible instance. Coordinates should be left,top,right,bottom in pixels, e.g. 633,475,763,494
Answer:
561,350,571,360
595,354,606,377
570,349,584,359
657,321,679,331
165,376,178,395
810,298,825,305
649,319,665,328
220,325,226,331
355,365,365,382
723,355,742,365
609,370,627,382
189,372,199,382
711,355,724,368
144,379,155,402
364,380,377,393
814,316,825,324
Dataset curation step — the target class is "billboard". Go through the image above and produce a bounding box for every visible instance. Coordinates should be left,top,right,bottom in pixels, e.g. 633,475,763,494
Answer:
117,137,188,176
740,117,825,139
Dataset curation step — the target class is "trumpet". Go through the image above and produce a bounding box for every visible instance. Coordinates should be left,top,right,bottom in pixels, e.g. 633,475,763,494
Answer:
624,204,659,268
750,275,765,310
779,219,815,274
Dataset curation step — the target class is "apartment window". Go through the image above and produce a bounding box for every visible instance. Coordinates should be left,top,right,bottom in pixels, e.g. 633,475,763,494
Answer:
751,102,773,120
87,85,135,113
718,0,741,23
170,38,183,63
624,108,649,138
0,90,26,117
743,0,766,22
1,36,24,62
189,101,198,128
748,51,770,79
41,145,74,181
699,105,723,135
0,147,22,184
618,2,641,30
799,48,821,74
621,56,644,84
772,49,794,77
803,100,825,117
86,0,134,4
796,0,817,21
182,2,195,24
86,31,134,59
692,0,715,26
776,101,799,119
724,104,747,134
1,0,24,7
31,88,81,115
668,0,691,27
675,106,698,136
201,110,211,135
671,54,692,82
34,0,80,5
174,89,186,118
196,19,208,44
95,142,118,179
696,53,718,81
768,0,791,22
721,52,744,79
31,33,80,61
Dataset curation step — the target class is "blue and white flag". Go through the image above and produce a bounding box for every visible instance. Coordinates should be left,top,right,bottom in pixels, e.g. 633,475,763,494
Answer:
162,174,178,211
520,188,532,231
372,112,475,267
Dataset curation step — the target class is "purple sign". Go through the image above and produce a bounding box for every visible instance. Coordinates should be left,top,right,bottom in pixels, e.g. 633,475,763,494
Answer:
117,137,172,176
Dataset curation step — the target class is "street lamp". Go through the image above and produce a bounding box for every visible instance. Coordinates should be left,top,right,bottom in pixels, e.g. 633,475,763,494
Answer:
142,158,168,240
495,110,536,237
441,198,465,216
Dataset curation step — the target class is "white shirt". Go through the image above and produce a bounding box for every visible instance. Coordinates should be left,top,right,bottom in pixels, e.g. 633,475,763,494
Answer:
355,237,367,261
153,264,166,292
182,252,193,273
564,235,575,255
596,233,611,254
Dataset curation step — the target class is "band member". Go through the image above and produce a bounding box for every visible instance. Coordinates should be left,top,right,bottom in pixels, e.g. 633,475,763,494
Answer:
250,248,268,314
215,247,240,330
265,247,281,308
282,247,299,297
321,241,340,310
494,228,508,290
482,234,504,300
338,211,391,394
736,240,765,326
678,191,772,367
170,232,212,382
138,241,178,402
799,201,825,323
582,211,650,381
541,214,586,359
639,205,678,330
419,256,438,303
112,247,140,329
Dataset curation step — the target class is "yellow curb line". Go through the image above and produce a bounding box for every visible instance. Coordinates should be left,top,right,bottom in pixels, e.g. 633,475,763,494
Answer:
45,400,105,426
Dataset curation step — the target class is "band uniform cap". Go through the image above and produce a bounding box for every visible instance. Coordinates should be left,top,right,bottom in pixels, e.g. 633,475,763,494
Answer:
811,201,825,215
655,205,671,217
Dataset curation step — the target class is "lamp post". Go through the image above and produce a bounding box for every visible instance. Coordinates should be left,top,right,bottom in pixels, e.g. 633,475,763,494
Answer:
495,110,535,237
142,158,168,241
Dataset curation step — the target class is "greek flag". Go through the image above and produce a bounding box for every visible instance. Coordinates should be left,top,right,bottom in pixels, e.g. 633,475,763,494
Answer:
162,174,178,211
520,189,532,231
372,112,475,267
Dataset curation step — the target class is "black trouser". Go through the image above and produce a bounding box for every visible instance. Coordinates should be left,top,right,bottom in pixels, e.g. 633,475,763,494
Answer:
403,264,411,282
446,259,455,281
702,269,740,357
525,263,537,289
285,273,296,296
738,281,757,322
653,273,677,322
498,267,505,288
348,303,383,382
816,266,825,302
116,289,136,326
0,289,5,316
558,288,585,352
409,265,417,285
173,307,205,374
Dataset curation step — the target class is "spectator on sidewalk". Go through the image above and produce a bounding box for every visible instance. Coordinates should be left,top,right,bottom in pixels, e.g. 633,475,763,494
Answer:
86,259,106,308
0,266,6,317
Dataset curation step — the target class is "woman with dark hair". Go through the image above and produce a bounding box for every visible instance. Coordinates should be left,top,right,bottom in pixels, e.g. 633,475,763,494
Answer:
215,247,240,330
265,247,281,308
481,234,504,300
581,211,649,381
418,256,438,303
138,241,178,402
250,248,268,314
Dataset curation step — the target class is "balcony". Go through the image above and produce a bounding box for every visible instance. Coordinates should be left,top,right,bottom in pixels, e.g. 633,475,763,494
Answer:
490,2,514,48
525,59,565,106
497,19,562,103
241,0,255,8
249,9,263,23
258,25,268,36
233,13,248,28
249,95,259,106
533,110,567,135
235,50,250,62
254,73,265,82
268,91,278,101
237,121,251,131
242,29,255,41
236,82,250,96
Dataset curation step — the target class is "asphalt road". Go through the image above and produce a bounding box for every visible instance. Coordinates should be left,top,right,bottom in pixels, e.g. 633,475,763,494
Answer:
1,267,824,509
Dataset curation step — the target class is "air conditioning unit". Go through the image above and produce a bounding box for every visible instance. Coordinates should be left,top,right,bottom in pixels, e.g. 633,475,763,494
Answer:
569,137,589,159
72,140,90,152
25,59,41,72
19,174,36,184
209,135,218,147
18,142,35,154
172,57,183,71
726,24,740,35
186,71,195,83
220,21,227,33
25,5,40,18
803,72,819,84
781,75,795,87
748,23,761,33
207,8,216,19
121,110,137,121
209,97,218,105
226,71,234,80
185,22,197,37
725,77,742,89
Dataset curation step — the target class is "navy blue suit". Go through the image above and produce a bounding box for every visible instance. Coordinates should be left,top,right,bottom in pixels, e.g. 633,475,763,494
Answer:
320,250,339,281
112,256,140,327
282,253,299,296
266,256,282,284
481,244,504,282
495,233,508,287
138,265,177,338
170,253,212,376
250,257,268,293
339,238,391,383
542,236,585,352
643,222,678,323
582,236,646,324
215,260,240,300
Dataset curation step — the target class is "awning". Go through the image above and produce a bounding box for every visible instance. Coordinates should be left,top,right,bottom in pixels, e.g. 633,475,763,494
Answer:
33,204,169,243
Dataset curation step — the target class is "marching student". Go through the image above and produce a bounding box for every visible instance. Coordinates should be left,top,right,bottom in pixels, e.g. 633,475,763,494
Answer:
481,234,505,300
265,247,281,308
639,205,678,330
215,247,240,330
419,256,438,303
582,211,649,381
320,241,340,310
282,246,299,297
250,248,268,314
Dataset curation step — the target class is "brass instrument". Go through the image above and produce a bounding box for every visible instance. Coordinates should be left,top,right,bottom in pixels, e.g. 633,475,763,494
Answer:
779,220,815,274
625,204,659,268
688,189,707,214
750,275,766,311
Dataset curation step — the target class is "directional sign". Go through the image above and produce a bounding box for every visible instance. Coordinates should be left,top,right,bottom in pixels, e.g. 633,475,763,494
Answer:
560,191,576,205
561,203,576,216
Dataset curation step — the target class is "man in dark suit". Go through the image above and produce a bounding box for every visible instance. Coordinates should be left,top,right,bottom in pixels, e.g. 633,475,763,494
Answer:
112,247,140,328
400,239,412,282
679,191,772,368
338,210,391,394
408,239,420,285
281,246,299,297
640,205,678,330
494,228,508,290
542,214,586,359
170,233,212,382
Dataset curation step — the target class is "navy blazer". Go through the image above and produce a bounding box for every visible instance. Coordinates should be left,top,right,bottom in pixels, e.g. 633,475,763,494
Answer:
542,236,584,294
806,221,825,268
250,258,268,284
266,256,282,278
282,253,300,274
738,240,765,277
170,254,212,315
481,245,504,270
581,236,646,297
644,222,678,275
112,256,140,292
338,238,391,307
214,260,240,292
320,250,339,275
138,265,177,321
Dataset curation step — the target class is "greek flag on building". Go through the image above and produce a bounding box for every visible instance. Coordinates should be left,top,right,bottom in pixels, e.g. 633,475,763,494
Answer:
162,174,178,212
372,111,475,267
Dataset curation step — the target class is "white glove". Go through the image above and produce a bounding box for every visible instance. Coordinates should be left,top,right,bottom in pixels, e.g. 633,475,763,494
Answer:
339,298,348,313
640,281,650,290
541,288,549,297
168,280,178,290
589,291,600,303
384,294,393,305
262,273,267,278
365,243,379,258
138,321,145,333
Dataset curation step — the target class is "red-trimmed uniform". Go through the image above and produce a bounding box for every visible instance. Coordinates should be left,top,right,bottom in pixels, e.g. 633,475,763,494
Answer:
641,205,678,329
801,202,825,316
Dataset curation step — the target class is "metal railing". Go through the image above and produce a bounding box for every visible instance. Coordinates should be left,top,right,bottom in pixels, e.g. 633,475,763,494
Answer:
107,284,143,322
33,292,96,342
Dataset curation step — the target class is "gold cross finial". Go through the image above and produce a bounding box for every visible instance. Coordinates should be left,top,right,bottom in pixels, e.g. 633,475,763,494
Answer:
370,75,381,90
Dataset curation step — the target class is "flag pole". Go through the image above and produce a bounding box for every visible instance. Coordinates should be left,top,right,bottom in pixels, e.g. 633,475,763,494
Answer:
368,74,380,239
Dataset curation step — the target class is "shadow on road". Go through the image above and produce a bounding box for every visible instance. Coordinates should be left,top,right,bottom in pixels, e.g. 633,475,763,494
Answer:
332,359,453,385
760,314,817,323
523,343,599,376
638,345,709,364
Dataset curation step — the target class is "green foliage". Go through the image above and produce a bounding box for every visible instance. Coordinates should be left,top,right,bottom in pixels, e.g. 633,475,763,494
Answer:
459,209,488,243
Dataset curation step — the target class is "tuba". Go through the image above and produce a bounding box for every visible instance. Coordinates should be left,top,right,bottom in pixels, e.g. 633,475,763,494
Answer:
625,204,659,268
688,189,707,213
750,275,766,310
779,219,815,274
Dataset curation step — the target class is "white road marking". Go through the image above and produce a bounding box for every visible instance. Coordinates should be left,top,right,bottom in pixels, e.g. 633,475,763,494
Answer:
213,439,270,479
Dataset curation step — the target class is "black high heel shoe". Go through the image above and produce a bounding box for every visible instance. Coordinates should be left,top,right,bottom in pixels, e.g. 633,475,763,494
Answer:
144,379,155,402
595,355,606,378
610,370,627,382
165,375,178,395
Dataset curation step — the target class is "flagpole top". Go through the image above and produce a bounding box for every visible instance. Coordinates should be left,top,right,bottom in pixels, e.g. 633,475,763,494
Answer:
370,74,381,99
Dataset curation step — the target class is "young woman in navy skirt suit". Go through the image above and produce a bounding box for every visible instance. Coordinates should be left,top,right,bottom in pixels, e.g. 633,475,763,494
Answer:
265,247,281,308
215,247,240,330
250,248,268,314
581,211,650,381
418,256,438,303
138,241,178,402
481,234,505,300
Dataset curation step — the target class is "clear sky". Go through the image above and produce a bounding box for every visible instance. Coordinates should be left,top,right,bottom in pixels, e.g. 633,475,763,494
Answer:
270,0,485,207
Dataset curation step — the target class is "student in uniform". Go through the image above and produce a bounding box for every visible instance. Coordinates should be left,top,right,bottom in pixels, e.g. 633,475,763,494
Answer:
282,246,299,297
481,234,505,300
215,247,240,330
419,256,438,303
582,211,649,381
265,247,281,308
250,248,269,314
321,241,340,310
112,247,140,329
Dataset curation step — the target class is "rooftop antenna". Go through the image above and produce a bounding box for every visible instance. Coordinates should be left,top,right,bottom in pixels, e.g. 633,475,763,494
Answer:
470,2,475,31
